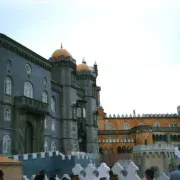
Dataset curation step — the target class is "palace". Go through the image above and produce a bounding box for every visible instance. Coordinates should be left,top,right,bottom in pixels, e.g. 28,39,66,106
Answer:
97,106,180,174
0,33,99,155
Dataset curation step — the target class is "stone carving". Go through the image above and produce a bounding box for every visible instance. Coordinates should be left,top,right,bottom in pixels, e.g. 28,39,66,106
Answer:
111,162,125,180
126,162,140,180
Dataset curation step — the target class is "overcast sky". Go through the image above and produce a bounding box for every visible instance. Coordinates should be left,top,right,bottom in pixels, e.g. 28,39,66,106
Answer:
1,0,180,115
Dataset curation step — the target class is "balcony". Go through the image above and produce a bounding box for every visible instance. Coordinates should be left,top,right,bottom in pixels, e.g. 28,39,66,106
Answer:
14,96,48,114
98,126,180,135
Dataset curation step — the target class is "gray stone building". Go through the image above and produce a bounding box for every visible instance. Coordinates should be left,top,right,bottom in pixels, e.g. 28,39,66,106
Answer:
0,33,100,155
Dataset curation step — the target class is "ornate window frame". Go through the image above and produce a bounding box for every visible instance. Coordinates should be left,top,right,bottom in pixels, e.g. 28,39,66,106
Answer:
24,81,33,98
51,96,56,112
42,90,48,103
51,120,55,131
4,76,12,95
4,108,11,121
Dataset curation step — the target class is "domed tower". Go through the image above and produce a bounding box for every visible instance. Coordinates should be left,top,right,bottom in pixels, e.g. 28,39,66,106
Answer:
50,44,79,153
76,59,99,153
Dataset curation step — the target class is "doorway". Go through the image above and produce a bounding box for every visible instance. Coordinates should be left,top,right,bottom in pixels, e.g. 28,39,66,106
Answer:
25,121,34,153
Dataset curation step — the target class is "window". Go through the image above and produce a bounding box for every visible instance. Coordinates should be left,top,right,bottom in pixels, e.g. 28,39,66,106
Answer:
51,97,56,112
83,108,86,118
154,122,160,127
169,123,178,127
51,121,55,131
44,140,48,152
71,73,76,86
24,82,33,98
4,77,12,95
3,134,11,154
72,123,76,131
44,117,47,128
72,107,76,119
42,91,48,103
124,123,130,130
139,123,143,126
4,108,11,121
77,108,81,117
92,85,96,97
51,142,56,151
43,77,47,87
107,123,114,130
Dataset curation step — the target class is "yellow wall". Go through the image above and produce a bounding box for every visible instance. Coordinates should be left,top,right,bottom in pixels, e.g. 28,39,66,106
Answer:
98,108,180,153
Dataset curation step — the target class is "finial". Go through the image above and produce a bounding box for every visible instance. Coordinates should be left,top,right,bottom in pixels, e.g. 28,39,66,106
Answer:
61,43,63,49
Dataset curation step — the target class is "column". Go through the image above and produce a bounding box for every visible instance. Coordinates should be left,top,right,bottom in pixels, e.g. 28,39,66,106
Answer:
141,154,146,177
163,152,170,176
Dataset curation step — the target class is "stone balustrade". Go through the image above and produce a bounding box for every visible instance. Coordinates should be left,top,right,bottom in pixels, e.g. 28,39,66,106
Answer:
133,144,175,152
22,161,170,180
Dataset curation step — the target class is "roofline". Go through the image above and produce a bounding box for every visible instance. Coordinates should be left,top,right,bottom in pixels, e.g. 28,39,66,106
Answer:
0,33,52,71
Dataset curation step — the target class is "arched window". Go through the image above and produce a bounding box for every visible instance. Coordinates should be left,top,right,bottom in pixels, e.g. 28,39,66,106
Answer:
4,77,12,95
51,97,56,112
77,108,81,117
42,91,48,103
4,108,11,121
24,82,33,98
83,108,86,118
51,142,56,151
139,123,143,126
3,135,11,154
154,122,160,127
51,121,55,131
107,123,114,130
124,123,130,130
44,140,48,152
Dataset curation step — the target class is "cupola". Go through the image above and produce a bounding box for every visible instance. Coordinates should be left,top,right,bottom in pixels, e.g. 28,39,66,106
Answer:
51,43,72,59
77,58,89,72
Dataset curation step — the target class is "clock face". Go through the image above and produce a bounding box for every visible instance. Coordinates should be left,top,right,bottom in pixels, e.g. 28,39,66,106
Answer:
25,64,31,74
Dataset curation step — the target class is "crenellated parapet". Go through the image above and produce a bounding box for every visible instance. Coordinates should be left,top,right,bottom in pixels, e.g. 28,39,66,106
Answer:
10,151,100,161
99,137,135,143
9,151,101,178
105,113,180,119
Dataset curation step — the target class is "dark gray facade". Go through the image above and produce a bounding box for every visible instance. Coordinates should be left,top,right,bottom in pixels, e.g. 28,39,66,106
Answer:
0,33,100,155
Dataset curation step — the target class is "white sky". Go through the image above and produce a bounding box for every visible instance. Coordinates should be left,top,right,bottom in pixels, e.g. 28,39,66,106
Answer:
1,0,180,115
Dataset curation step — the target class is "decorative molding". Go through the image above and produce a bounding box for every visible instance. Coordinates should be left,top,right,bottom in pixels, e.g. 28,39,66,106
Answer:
0,33,52,71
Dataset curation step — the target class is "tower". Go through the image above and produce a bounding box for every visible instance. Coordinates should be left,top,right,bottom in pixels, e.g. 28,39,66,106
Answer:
50,45,79,153
76,59,99,153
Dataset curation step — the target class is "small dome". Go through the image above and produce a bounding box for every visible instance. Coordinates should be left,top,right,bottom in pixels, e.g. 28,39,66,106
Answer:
77,59,89,72
52,43,72,59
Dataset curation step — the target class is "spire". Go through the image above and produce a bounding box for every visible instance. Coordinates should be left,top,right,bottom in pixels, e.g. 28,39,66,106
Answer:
61,43,63,49
94,61,97,65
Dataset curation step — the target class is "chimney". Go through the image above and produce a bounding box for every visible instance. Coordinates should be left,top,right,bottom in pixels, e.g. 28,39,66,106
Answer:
94,61,98,76
133,110,136,117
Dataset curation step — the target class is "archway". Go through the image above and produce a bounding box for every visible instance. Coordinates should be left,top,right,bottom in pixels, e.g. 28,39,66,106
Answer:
117,146,122,153
25,121,34,153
